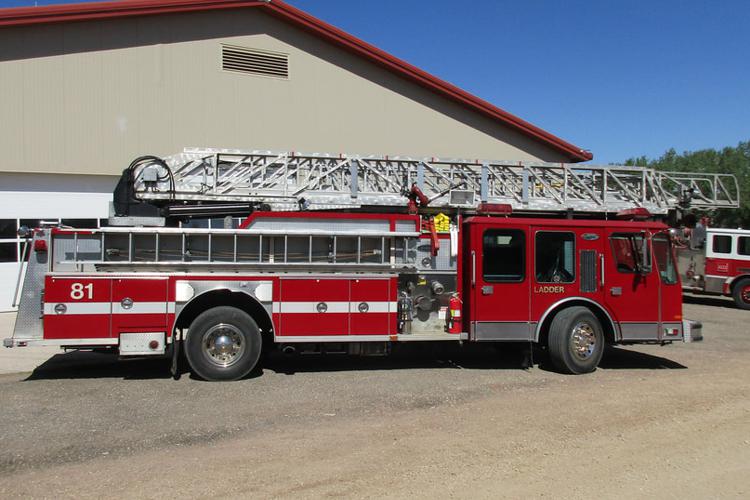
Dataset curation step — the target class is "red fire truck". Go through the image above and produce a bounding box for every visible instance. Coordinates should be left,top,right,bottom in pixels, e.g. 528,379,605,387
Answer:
677,226,750,309
7,148,738,380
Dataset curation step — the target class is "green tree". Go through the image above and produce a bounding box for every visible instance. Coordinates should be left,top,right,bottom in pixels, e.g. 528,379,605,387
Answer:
623,141,750,228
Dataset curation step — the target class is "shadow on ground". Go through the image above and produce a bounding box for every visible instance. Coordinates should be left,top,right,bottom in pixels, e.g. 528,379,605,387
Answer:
599,346,687,370
683,294,737,309
23,343,686,381
266,342,537,375
24,350,174,381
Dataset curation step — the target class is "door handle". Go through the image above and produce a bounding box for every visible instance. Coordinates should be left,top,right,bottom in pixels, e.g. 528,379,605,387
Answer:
471,250,476,288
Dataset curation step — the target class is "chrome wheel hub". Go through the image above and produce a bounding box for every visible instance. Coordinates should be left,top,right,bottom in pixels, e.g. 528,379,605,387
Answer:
570,322,596,360
202,324,244,367
742,286,750,304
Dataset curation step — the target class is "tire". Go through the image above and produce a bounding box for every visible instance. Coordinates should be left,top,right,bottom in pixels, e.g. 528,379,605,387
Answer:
732,278,750,310
184,306,262,381
548,306,604,374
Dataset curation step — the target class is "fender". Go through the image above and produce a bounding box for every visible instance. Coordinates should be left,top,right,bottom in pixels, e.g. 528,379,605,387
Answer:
172,279,274,336
725,274,750,295
534,296,619,342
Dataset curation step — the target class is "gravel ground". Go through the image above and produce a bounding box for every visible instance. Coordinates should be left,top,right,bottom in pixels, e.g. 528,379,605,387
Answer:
0,295,748,499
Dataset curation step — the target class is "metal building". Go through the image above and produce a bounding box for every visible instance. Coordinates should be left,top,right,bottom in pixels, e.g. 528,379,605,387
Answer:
0,0,591,311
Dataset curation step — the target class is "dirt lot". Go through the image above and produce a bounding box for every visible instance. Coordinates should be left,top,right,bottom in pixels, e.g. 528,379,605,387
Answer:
0,295,749,499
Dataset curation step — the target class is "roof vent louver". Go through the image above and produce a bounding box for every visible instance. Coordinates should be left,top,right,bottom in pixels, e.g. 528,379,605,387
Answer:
221,45,288,79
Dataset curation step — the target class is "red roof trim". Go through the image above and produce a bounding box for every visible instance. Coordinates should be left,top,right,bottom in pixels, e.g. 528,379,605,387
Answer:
0,0,265,26
0,0,593,162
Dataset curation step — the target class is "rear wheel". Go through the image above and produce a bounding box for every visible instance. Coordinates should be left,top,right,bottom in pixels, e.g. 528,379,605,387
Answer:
185,306,262,381
731,278,750,310
548,306,604,374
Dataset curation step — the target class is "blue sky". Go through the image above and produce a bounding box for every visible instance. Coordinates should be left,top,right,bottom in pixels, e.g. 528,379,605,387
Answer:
3,0,749,163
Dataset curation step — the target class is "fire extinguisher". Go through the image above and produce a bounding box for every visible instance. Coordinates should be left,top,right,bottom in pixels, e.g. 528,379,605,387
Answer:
446,293,462,334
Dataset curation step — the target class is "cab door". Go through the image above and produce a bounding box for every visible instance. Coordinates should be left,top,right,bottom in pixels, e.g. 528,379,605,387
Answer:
530,228,605,325
653,232,683,340
469,222,531,340
603,230,660,341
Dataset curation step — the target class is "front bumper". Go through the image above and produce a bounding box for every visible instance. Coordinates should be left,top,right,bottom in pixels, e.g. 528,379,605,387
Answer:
682,319,703,343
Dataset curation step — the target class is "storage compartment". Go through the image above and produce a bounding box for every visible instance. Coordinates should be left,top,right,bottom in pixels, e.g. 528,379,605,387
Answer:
119,332,166,356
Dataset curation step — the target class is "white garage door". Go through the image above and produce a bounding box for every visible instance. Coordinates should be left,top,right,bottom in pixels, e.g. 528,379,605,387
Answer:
0,173,116,312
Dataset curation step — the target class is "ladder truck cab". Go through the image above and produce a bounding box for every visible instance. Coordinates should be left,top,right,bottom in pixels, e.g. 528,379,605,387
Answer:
6,148,739,381
677,225,750,309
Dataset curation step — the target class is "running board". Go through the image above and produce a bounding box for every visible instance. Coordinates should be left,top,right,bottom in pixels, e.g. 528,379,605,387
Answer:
274,333,468,342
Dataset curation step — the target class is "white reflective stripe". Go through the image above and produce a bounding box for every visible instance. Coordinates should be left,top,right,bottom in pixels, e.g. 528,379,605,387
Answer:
113,302,169,314
349,300,396,313
44,302,111,315
271,301,395,314
44,302,175,315
276,302,349,313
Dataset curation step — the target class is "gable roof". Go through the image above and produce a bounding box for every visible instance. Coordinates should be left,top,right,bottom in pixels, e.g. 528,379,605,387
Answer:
0,0,593,162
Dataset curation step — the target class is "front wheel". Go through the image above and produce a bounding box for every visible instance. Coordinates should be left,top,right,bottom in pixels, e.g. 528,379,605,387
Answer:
731,278,750,310
185,306,262,381
548,306,604,374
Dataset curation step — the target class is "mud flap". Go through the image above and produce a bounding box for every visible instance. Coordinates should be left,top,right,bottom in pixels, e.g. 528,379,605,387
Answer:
170,330,181,380
683,319,703,343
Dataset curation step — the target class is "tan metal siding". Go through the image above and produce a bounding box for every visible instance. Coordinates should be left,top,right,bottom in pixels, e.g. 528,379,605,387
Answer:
0,9,570,177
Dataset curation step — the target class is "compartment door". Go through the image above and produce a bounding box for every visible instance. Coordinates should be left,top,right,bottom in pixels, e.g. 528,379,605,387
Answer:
350,278,392,335
111,277,169,335
279,278,349,336
44,276,112,340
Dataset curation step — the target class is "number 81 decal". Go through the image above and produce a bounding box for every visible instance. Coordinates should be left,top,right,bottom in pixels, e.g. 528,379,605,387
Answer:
70,282,94,300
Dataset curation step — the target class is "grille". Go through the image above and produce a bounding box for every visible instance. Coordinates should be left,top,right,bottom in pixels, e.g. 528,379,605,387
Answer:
222,45,289,79
580,250,597,293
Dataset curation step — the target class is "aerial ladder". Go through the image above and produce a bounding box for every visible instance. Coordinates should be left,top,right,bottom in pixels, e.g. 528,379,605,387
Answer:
112,147,740,223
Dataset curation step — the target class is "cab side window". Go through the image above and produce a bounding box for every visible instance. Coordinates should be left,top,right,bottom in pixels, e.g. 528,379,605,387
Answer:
712,235,732,254
739,237,750,256
483,229,525,282
610,233,649,273
535,232,575,283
